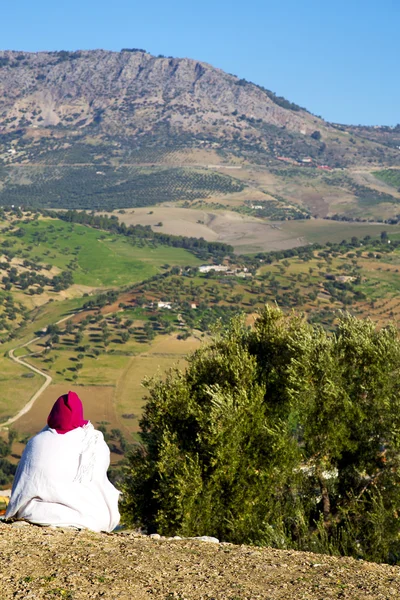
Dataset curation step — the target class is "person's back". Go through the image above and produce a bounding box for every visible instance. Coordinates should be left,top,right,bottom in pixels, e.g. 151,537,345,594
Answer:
6,391,120,532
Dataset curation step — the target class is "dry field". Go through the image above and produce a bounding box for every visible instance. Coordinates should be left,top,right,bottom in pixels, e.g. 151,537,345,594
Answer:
115,334,202,434
13,384,118,435
102,207,400,253
12,383,124,464
0,356,43,423
6,334,202,455
99,207,308,253
350,168,400,199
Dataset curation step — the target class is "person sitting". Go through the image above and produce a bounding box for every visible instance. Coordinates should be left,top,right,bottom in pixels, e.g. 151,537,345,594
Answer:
6,391,120,532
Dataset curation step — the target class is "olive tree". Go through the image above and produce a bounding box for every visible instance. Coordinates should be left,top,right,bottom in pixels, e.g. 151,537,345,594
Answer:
121,307,400,563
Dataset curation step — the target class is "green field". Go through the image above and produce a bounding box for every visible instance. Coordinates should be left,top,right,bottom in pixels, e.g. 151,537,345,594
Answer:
373,169,400,189
9,219,201,287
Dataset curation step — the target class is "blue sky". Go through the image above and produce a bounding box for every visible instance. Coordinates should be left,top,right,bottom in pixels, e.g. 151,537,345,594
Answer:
2,0,399,125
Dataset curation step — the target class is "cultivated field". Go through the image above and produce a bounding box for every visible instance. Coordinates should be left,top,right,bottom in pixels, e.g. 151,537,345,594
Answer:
280,220,400,245
0,356,42,423
13,384,117,437
12,218,201,287
5,332,202,448
0,214,202,341
101,208,400,253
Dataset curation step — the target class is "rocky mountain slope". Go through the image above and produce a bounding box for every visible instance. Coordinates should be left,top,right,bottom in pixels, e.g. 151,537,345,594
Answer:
0,49,398,166
2,521,400,599
0,49,398,216
0,49,313,134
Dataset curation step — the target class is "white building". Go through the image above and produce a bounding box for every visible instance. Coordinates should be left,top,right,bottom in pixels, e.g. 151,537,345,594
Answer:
158,301,172,309
199,265,229,274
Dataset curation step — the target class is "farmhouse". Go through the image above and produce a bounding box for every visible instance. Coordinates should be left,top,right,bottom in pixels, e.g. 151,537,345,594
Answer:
335,275,356,283
198,265,229,273
157,301,172,310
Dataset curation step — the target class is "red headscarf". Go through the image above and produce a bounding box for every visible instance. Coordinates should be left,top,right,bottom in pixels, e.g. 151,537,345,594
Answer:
47,391,88,434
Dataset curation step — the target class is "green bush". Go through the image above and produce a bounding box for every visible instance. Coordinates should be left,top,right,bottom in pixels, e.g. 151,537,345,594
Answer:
121,307,400,563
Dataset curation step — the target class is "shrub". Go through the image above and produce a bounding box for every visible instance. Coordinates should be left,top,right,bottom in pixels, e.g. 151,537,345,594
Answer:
121,307,400,563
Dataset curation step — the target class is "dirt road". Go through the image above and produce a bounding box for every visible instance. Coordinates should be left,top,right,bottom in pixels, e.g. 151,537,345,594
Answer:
0,314,78,429
1,338,52,428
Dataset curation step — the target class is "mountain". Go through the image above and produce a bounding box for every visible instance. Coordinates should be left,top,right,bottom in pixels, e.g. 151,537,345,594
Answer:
0,49,313,134
0,49,399,217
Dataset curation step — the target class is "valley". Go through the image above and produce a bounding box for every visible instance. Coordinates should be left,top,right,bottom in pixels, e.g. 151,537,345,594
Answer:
0,49,399,491
1,208,400,478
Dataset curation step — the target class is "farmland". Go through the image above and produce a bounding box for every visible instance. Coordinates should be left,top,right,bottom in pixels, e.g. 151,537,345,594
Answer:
100,207,400,253
10,333,201,447
0,209,213,462
3,217,201,286
0,212,202,340
0,165,245,210
373,168,400,190
6,225,400,432
2,208,400,477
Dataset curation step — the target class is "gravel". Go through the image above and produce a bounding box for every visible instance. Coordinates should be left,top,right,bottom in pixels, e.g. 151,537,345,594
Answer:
1,521,400,599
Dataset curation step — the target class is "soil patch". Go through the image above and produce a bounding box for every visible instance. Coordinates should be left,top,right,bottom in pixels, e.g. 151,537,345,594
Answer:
1,523,400,599
300,192,330,217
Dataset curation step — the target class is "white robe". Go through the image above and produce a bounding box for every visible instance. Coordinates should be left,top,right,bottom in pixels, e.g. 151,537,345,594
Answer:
6,423,120,532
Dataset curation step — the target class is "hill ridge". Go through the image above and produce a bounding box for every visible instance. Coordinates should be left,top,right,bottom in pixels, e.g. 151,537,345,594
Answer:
0,49,399,217
0,48,314,135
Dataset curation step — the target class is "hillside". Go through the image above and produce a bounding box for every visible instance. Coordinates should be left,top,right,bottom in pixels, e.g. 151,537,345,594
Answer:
1,522,400,599
0,49,399,219
1,208,400,449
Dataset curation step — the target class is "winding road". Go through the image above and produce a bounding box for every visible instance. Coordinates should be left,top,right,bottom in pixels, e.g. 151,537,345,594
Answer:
0,314,78,429
1,338,53,428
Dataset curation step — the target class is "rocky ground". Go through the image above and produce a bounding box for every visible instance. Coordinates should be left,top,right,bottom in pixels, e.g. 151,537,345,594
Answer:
1,522,400,599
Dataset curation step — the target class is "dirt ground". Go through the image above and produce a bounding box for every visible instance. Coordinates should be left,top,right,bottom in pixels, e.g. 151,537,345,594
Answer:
1,522,399,599
99,208,400,254
100,207,309,253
